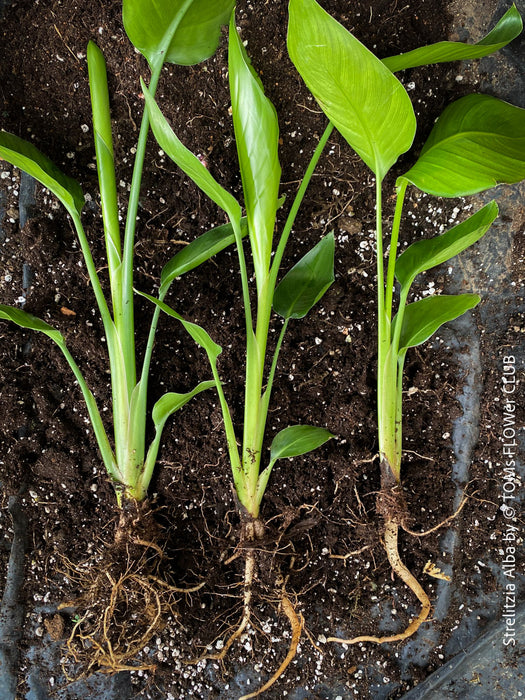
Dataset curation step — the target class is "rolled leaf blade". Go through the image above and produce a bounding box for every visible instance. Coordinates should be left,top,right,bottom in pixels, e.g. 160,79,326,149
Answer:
229,14,281,283
123,0,234,67
401,94,525,197
273,232,335,319
287,0,416,180
0,305,65,345
397,294,480,352
270,425,334,463
160,218,248,295
383,5,523,72
395,201,498,291
142,81,241,225
152,381,216,430
0,132,84,218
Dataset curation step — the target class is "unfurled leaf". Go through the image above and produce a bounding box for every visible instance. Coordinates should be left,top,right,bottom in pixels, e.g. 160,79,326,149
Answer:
270,425,334,463
395,201,498,291
273,233,335,319
160,218,248,295
396,294,480,353
383,5,522,72
0,132,84,218
0,305,65,345
401,95,525,197
229,14,281,285
143,82,242,226
152,381,216,430
287,0,416,180
123,0,234,67
136,291,222,362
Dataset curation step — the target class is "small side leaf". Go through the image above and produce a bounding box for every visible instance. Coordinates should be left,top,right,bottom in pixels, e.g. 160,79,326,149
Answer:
273,233,335,319
270,425,334,463
397,294,480,353
142,81,242,225
152,381,216,431
0,132,84,218
137,291,222,362
383,5,523,72
395,201,498,291
287,0,416,180
401,94,525,197
0,305,65,345
123,0,234,67
160,218,248,296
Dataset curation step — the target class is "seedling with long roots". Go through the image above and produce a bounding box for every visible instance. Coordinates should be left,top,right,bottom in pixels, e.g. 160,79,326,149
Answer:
288,0,525,644
0,0,237,670
139,11,335,696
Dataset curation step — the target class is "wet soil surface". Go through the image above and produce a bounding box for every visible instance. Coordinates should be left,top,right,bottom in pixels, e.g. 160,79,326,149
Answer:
0,0,523,698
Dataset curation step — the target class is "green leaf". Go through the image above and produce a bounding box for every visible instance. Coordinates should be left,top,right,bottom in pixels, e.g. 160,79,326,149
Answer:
0,132,84,218
0,305,65,345
229,13,281,284
401,94,525,197
160,218,248,296
142,81,242,225
383,5,523,72
270,425,334,463
397,294,480,353
123,0,234,67
136,291,222,363
287,0,416,181
87,41,122,274
395,201,498,291
152,381,216,431
273,232,335,319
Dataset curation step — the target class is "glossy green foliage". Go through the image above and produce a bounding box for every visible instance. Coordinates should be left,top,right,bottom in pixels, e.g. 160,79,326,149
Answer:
0,132,84,218
160,220,248,296
123,0,234,67
143,80,241,224
137,292,222,363
397,294,480,353
152,381,216,431
273,233,335,319
269,425,334,464
395,201,499,292
287,0,416,180
229,13,281,285
401,94,525,197
383,5,522,72
0,305,65,346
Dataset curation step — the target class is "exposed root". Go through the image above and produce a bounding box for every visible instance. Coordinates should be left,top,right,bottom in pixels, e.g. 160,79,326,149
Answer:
239,594,303,700
57,499,203,675
328,518,431,645
195,548,256,663
188,515,304,697
401,493,469,537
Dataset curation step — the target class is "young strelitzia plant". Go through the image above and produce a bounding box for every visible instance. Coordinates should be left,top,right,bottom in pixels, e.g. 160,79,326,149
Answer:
138,12,334,693
0,0,237,671
288,0,525,644
0,0,235,511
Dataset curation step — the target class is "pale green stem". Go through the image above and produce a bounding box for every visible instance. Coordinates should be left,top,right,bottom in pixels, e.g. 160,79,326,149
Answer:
70,212,113,333
385,178,408,319
59,343,119,482
269,121,335,288
121,61,163,396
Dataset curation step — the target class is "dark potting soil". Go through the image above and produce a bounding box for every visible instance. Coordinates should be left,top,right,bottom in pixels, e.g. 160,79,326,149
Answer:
0,0,523,698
